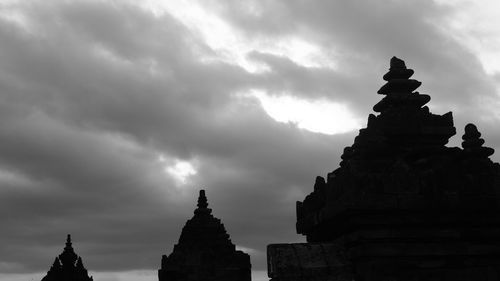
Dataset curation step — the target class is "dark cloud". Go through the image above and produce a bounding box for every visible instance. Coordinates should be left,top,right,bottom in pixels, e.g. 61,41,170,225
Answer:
0,1,499,280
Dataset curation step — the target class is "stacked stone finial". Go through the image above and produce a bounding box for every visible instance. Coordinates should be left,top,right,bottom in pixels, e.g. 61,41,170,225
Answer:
159,190,251,281
339,57,455,171
462,123,494,158
197,190,208,209
374,56,430,113
41,235,93,281
379,56,421,91
194,189,212,217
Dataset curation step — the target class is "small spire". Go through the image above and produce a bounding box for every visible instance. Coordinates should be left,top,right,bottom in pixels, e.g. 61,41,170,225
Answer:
66,234,72,248
462,123,494,158
194,189,212,215
59,234,78,266
43,235,93,281
63,234,74,253
197,190,208,209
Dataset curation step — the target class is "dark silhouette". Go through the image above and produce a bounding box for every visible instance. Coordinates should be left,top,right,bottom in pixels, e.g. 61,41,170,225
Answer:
268,57,500,281
41,235,93,281
158,190,251,281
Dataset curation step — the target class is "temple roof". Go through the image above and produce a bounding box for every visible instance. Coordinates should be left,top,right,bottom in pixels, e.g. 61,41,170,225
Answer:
159,190,251,281
41,235,93,281
176,190,232,248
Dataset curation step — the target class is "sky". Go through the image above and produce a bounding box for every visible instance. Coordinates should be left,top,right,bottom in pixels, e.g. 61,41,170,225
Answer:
1,0,500,281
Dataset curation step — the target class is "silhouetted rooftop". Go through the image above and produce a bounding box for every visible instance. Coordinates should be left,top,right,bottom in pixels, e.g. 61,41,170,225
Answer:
41,235,93,281
159,190,251,281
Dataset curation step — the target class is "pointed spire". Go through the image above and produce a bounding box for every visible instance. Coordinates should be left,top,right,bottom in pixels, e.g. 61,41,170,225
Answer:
198,190,208,209
59,234,78,266
195,189,212,215
159,189,251,281
65,234,72,249
42,235,93,281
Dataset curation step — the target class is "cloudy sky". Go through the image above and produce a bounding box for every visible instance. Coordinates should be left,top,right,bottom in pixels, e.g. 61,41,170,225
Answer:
1,0,500,280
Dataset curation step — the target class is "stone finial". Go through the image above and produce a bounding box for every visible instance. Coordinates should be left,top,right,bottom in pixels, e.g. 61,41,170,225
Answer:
59,234,78,266
462,123,494,158
195,189,212,215
198,190,208,209
390,56,406,70
374,56,430,115
65,234,72,248
378,56,420,94
382,56,415,81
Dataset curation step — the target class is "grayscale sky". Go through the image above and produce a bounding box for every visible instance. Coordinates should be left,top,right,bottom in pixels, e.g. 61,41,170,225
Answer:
1,1,500,281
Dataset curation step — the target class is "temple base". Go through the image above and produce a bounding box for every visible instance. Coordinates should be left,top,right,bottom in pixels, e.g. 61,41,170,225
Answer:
268,211,500,281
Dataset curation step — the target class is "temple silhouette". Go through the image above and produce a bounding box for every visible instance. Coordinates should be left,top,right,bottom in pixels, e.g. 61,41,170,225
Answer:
38,57,500,281
267,57,500,281
158,190,251,281
41,235,93,281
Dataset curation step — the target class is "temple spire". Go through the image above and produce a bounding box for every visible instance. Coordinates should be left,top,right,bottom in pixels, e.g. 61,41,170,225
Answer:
65,234,72,250
198,190,208,209
159,189,251,281
42,235,93,281
59,234,77,267
195,189,212,215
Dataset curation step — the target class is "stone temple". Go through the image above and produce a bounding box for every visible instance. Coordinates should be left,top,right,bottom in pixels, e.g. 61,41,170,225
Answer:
41,235,93,281
268,57,500,281
158,190,251,281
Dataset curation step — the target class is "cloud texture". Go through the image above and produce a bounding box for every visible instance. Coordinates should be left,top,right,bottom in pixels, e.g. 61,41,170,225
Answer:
0,0,499,280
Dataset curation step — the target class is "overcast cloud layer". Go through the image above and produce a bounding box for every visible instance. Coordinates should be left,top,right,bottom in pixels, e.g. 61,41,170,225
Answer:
1,1,500,281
